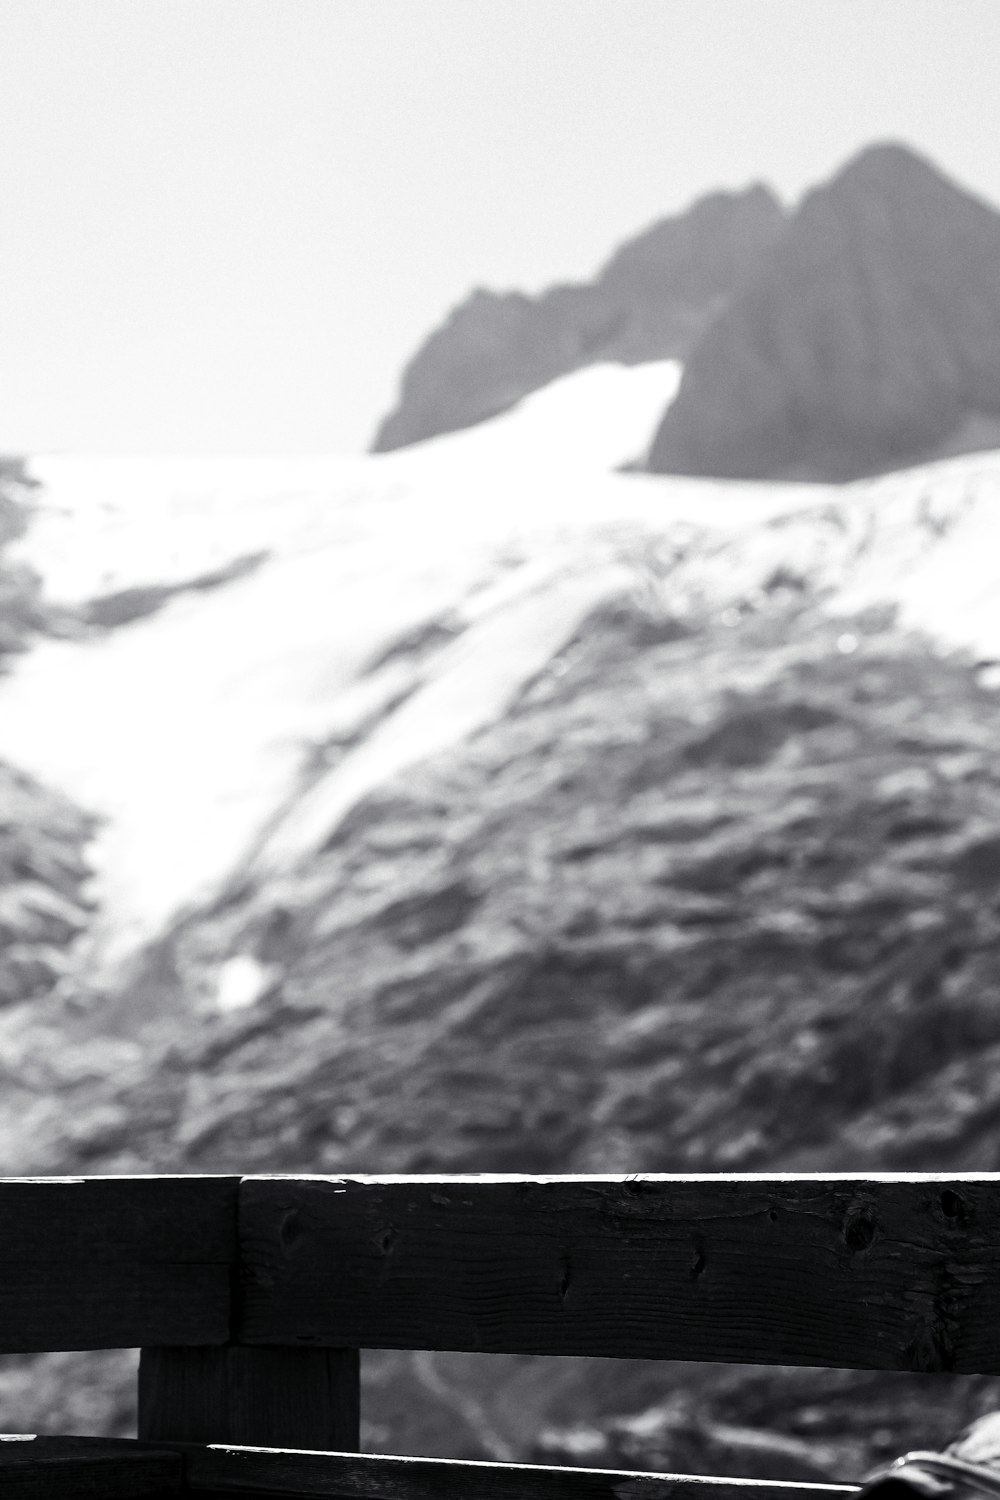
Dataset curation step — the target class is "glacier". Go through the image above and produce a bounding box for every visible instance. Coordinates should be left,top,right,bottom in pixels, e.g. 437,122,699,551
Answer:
1,357,999,981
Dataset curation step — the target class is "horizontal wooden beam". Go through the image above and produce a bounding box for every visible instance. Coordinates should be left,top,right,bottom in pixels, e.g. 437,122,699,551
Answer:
179,1443,857,1500
0,1176,238,1352
237,1174,1000,1372
0,1435,181,1498
5,1173,1000,1371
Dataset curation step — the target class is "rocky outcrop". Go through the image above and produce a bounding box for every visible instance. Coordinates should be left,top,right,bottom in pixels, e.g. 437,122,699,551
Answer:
371,185,784,450
80,550,268,630
649,143,1000,479
0,460,96,1007
0,762,94,1008
0,458,46,661
0,462,96,1012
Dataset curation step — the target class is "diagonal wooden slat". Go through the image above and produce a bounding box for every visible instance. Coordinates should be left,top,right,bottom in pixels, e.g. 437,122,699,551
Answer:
237,1174,1000,1372
178,1443,859,1500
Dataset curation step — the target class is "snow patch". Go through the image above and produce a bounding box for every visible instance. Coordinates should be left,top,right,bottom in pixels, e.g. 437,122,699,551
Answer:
215,954,275,1012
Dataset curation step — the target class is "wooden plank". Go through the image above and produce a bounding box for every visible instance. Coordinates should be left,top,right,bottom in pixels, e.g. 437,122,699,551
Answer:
138,1345,360,1448
179,1444,857,1500
0,1435,181,1498
237,1174,1000,1373
0,1176,238,1351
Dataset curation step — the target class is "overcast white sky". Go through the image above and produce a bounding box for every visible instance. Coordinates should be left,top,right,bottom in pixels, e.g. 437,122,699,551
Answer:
0,0,998,455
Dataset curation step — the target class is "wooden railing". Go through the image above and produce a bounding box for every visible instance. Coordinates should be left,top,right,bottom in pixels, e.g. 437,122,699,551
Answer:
4,1173,998,1497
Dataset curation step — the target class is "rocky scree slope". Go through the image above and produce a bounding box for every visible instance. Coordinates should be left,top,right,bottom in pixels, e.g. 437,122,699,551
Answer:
0,460,94,1012
10,461,1000,1470
649,143,1000,480
0,458,46,659
372,185,784,450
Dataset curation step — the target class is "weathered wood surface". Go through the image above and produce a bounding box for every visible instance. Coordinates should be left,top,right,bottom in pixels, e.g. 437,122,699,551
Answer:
180,1445,857,1500
237,1174,1000,1372
0,1176,238,1352
0,1435,181,1498
139,1345,360,1448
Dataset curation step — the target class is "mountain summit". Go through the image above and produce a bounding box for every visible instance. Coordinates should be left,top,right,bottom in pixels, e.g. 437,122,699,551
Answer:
371,184,784,451
649,142,1000,479
375,142,1000,481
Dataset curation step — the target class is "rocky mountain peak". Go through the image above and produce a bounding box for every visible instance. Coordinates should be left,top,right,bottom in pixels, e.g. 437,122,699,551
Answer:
648,141,1000,480
370,183,785,452
594,181,783,308
830,138,961,194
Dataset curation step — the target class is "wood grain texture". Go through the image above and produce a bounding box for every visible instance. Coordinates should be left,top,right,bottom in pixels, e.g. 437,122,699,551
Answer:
0,1176,238,1352
179,1444,857,1500
237,1174,1000,1372
0,1435,181,1498
138,1345,360,1449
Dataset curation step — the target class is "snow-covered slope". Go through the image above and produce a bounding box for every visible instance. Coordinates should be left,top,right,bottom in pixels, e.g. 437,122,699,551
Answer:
11,363,683,602
0,364,684,966
2,357,1000,980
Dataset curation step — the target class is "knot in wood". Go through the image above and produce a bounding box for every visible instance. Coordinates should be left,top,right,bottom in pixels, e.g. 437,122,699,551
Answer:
940,1188,972,1227
279,1208,303,1252
843,1207,878,1252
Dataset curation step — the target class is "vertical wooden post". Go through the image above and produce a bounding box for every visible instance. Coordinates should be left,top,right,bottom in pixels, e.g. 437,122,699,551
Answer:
137,1345,360,1449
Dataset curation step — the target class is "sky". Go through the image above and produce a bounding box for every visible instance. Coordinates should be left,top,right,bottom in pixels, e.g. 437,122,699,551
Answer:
0,0,999,455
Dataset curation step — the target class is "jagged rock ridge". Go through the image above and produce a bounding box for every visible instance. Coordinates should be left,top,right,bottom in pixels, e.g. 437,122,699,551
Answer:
649,143,1000,479
376,141,1000,480
371,185,784,450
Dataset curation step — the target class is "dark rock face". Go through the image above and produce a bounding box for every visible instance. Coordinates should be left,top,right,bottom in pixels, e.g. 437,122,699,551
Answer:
649,143,1000,480
371,186,785,451
80,550,268,631
86,599,1000,1185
